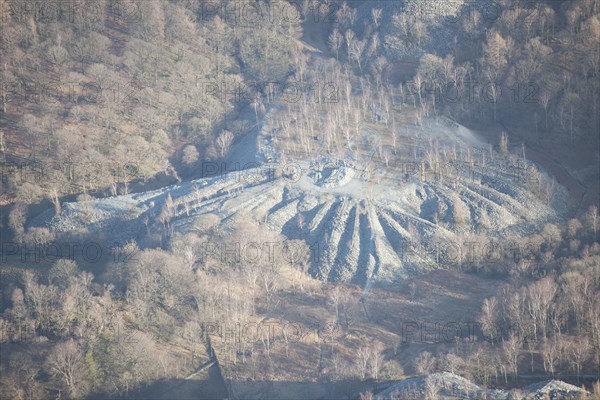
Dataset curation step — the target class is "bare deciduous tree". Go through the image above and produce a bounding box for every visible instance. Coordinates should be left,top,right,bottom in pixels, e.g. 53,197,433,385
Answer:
329,29,343,61
369,342,385,380
8,203,27,239
216,130,234,159
480,296,500,343
451,193,469,227
424,375,440,400
566,218,583,239
356,346,370,380
568,336,590,380
328,286,342,321
181,144,199,165
502,334,522,379
540,335,563,376
587,205,598,242
526,277,557,338
499,131,509,156
48,187,62,215
46,339,90,398
414,351,436,374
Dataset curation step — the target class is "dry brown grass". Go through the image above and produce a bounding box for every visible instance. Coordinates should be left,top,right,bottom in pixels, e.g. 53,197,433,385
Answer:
211,268,500,399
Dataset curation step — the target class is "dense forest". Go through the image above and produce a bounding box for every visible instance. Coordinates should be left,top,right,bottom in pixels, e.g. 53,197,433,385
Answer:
0,0,299,202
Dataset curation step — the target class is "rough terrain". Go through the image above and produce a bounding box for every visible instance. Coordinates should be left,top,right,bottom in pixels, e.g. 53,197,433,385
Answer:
30,112,566,284
375,372,589,399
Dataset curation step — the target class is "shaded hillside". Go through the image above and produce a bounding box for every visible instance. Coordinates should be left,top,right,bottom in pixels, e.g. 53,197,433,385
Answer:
0,0,299,201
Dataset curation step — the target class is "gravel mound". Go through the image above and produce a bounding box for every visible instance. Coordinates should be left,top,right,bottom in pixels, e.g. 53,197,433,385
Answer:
522,380,588,399
32,118,566,284
375,373,589,400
